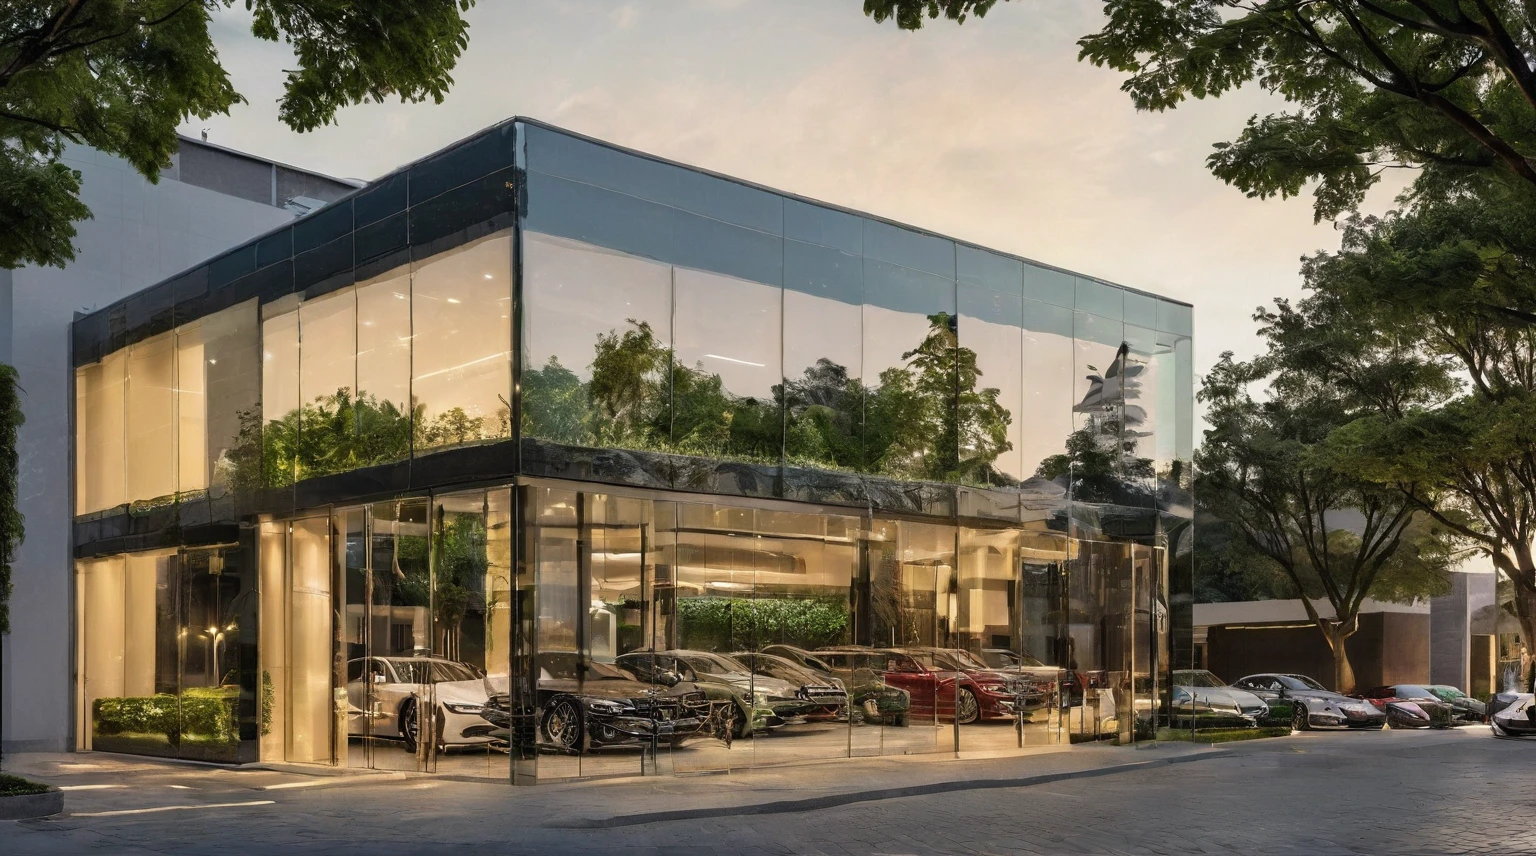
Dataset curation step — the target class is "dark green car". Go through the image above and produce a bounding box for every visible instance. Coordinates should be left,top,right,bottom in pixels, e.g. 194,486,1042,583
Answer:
762,645,911,726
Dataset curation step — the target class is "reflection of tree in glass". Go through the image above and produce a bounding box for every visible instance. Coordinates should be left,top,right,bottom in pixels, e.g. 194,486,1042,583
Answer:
228,387,511,488
1037,343,1153,503
433,509,488,663
523,312,1014,483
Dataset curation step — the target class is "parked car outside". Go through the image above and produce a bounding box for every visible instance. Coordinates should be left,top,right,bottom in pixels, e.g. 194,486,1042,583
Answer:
1355,686,1452,728
1426,685,1488,724
766,645,909,725
1169,669,1268,728
1488,692,1536,736
1231,673,1386,730
345,656,493,752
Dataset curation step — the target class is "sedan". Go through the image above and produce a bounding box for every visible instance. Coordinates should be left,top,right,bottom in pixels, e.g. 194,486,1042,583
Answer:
1231,673,1386,730
1488,692,1536,736
1356,686,1454,728
345,656,494,752
765,645,911,726
731,651,849,721
1426,685,1488,724
1170,670,1268,728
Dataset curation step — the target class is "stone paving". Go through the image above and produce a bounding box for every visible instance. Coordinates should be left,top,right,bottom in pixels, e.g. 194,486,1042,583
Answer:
3,727,1533,854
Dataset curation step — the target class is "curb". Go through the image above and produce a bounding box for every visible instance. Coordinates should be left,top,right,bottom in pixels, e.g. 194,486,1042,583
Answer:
562,750,1224,828
0,788,65,821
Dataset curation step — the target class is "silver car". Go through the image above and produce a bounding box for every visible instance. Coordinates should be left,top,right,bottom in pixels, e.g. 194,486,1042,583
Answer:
1171,669,1269,727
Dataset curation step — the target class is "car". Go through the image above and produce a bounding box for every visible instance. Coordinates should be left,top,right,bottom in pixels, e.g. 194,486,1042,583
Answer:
1357,686,1456,728
903,646,1057,718
471,658,726,754
817,646,1011,725
1169,670,1268,728
730,651,849,721
1231,673,1387,730
345,655,494,752
763,645,911,726
616,650,810,737
1425,685,1488,724
1488,692,1536,736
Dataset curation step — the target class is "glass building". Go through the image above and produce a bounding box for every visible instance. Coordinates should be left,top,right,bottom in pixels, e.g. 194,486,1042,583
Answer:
70,119,1194,781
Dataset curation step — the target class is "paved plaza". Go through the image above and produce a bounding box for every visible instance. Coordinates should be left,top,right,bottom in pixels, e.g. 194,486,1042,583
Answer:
3,727,1533,855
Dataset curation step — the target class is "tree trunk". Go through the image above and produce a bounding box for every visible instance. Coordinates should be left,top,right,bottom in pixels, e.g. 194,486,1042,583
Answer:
1332,640,1356,695
1512,584,1536,693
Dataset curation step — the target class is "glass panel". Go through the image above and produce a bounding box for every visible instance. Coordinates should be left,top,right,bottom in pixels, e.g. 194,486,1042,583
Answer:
82,552,178,759
355,272,413,468
297,288,357,479
175,323,208,494
261,308,301,488
671,268,782,464
289,517,333,764
202,300,261,507
862,254,958,481
431,491,499,777
76,352,126,514
259,524,287,761
1071,312,1128,510
783,287,862,472
125,334,177,503
365,499,434,771
411,233,512,454
958,285,1023,486
341,508,370,769
531,487,581,780
521,232,673,451
1065,540,1133,742
1021,300,1076,486
178,549,242,762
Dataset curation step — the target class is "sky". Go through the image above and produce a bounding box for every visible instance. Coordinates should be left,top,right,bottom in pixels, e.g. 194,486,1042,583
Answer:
186,0,1407,428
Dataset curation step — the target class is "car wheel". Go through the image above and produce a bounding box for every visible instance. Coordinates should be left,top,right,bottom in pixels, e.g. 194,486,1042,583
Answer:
541,698,587,754
956,688,980,725
400,699,420,754
1292,703,1309,732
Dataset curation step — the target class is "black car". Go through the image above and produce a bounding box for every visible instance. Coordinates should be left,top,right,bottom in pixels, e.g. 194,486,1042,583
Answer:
1231,673,1387,730
474,657,720,754
1427,685,1488,724
1357,685,1456,728
760,644,911,725
730,651,849,720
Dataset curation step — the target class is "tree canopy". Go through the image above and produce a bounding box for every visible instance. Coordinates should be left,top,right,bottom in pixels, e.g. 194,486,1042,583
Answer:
1,0,475,269
864,1,1536,221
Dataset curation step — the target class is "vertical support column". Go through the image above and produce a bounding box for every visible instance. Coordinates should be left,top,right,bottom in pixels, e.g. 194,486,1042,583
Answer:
510,484,539,785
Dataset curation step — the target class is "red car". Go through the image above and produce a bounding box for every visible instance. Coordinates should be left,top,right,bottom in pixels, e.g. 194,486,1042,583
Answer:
815,646,1028,724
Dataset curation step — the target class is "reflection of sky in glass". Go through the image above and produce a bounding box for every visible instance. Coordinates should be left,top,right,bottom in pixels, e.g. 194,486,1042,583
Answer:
674,268,781,400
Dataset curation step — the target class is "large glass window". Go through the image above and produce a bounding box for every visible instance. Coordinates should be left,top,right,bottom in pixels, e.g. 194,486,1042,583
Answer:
261,303,301,488
783,242,863,472
411,233,513,453
672,269,782,463
354,272,413,468
297,288,357,479
521,233,673,450
75,351,126,514
125,334,178,503
203,300,261,503
175,323,207,495
958,284,1023,487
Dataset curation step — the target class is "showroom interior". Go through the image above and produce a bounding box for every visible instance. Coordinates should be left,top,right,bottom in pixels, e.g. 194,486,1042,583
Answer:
69,119,1194,782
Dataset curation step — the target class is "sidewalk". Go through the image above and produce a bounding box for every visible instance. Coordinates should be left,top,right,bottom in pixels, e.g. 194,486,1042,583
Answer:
4,738,1226,829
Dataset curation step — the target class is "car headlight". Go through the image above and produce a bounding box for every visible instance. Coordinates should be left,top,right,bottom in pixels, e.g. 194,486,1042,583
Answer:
586,700,628,716
442,701,484,715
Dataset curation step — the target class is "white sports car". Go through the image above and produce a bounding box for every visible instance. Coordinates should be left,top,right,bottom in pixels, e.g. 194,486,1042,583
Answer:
346,656,493,751
1488,692,1536,737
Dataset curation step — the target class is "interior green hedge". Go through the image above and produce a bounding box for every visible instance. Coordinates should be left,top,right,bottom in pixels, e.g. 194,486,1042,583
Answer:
92,691,239,745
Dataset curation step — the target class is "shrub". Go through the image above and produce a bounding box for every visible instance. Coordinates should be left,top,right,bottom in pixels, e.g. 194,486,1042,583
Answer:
93,691,238,745
0,775,49,797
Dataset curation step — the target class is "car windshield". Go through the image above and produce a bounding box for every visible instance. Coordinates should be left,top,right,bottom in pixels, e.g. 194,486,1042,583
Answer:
1394,685,1436,699
432,661,480,683
1279,675,1326,691
682,652,750,675
1173,670,1227,689
1429,685,1466,700
936,650,989,670
584,661,639,681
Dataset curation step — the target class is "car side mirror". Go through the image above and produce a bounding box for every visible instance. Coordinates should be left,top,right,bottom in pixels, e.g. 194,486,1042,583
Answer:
658,670,681,688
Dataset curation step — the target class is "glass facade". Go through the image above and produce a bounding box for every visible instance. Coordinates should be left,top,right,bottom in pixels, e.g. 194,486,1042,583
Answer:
70,119,1193,781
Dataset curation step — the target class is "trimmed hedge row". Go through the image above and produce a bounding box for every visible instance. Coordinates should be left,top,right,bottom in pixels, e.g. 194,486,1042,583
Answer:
92,691,239,745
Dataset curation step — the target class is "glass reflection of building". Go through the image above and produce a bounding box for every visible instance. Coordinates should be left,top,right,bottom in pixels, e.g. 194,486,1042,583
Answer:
69,120,1194,781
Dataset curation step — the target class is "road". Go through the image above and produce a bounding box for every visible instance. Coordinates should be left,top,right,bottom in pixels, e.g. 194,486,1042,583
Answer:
4,727,1531,855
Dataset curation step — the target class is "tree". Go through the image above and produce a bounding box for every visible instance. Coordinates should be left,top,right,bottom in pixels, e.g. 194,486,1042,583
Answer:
863,1,1536,221
1256,193,1536,683
1,1,475,270
1196,352,1455,692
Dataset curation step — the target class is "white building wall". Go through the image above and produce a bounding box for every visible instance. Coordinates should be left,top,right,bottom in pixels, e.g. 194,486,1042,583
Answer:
2,146,297,752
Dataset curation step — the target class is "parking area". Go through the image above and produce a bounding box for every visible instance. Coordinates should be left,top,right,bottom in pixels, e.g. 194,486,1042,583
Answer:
4,726,1533,855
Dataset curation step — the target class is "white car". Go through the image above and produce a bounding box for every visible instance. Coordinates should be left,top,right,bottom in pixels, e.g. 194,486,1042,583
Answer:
1488,692,1536,737
346,656,493,750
